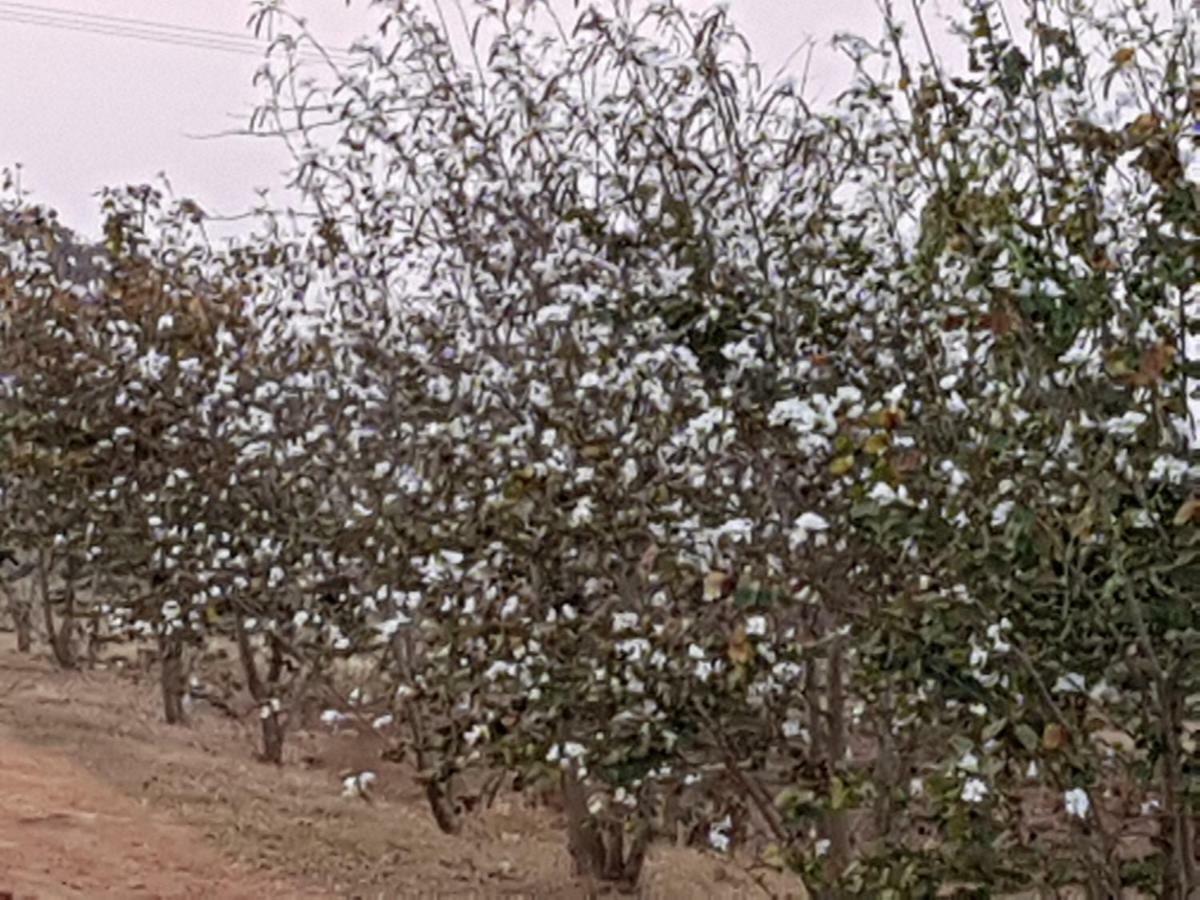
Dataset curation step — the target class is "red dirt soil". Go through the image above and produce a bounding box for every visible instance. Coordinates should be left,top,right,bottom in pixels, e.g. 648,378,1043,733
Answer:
0,734,325,899
0,635,802,898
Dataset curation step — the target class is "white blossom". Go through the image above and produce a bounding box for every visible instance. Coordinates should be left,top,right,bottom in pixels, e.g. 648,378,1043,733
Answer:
961,778,988,804
1053,673,1087,694
707,815,733,852
1064,788,1091,820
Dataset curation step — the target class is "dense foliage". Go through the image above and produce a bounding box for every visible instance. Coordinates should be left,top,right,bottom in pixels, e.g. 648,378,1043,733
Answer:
4,0,1200,893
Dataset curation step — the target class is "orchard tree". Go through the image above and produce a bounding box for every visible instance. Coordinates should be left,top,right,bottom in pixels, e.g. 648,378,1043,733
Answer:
7,0,1200,895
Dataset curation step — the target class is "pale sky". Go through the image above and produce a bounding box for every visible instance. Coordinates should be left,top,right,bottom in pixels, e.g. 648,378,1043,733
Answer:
0,0,971,239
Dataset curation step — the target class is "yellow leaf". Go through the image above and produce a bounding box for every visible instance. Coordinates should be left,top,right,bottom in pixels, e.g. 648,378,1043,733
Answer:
829,454,855,476
1104,353,1131,378
864,433,890,456
830,775,847,810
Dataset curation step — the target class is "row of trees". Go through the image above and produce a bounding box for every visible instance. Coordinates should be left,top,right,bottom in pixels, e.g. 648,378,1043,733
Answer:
4,0,1200,893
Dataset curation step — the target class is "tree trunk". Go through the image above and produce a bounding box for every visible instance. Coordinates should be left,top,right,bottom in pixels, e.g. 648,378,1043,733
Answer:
1158,677,1196,899
260,709,285,765
562,767,648,892
391,628,462,833
37,548,74,669
823,637,852,877
159,629,186,725
234,613,288,763
872,685,899,840
234,612,263,698
423,778,463,835
0,577,32,653
807,637,850,899
13,595,31,653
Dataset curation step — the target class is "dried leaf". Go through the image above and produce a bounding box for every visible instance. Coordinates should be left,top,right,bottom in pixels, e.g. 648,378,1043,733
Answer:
1127,112,1161,142
980,307,1019,337
703,570,734,601
1128,340,1176,387
941,313,967,331
1042,722,1070,752
727,624,753,665
1111,46,1136,66
891,449,924,475
1173,497,1200,527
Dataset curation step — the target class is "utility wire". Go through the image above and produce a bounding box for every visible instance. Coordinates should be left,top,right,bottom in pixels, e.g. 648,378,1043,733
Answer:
0,0,336,50
0,10,283,59
0,0,358,59
0,1,355,63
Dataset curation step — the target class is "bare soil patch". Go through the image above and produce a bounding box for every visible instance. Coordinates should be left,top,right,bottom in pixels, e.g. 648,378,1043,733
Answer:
0,729,322,900
0,635,800,898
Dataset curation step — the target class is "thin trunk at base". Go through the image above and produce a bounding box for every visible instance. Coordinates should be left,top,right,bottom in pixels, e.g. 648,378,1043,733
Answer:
234,613,289,764
561,767,648,889
37,548,74,669
159,630,186,724
0,579,32,653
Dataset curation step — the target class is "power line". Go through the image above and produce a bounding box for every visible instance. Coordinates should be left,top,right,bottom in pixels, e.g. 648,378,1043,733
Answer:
0,1,355,63
0,10,281,59
0,0,325,49
0,0,356,59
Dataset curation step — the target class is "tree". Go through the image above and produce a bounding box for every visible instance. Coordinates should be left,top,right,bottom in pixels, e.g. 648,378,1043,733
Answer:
7,0,1200,893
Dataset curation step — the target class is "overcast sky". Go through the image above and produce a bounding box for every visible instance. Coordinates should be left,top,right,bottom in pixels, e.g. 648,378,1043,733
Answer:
0,0,973,239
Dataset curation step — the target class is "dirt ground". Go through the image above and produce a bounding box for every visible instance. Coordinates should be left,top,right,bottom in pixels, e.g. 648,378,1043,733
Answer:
0,634,803,898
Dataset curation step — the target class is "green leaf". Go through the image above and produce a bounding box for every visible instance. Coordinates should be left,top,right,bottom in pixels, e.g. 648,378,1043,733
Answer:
830,775,847,811
948,734,975,757
850,501,881,521
982,717,1007,743
1014,723,1039,753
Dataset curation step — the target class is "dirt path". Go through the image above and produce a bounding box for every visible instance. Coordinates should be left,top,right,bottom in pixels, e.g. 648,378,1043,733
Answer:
0,636,802,898
0,731,326,899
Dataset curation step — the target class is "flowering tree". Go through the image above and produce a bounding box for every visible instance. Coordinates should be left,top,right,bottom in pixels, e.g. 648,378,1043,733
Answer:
6,0,1200,894
788,1,1200,894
